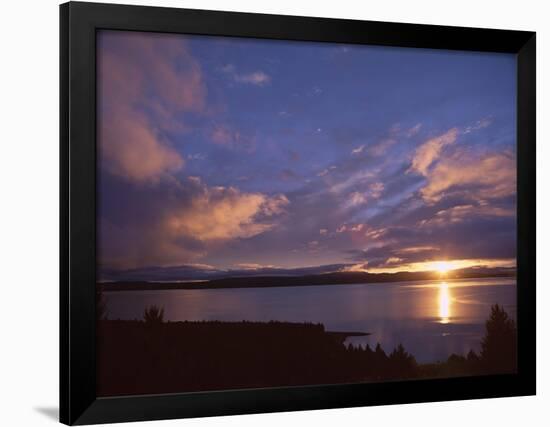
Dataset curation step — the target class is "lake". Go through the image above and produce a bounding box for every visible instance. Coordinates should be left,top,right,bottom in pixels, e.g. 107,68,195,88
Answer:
103,277,516,363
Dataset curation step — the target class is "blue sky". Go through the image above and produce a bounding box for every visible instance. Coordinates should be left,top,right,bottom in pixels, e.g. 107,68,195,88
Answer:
97,30,516,280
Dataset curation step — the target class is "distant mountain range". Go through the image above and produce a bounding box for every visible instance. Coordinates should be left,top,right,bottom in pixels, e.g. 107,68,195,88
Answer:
100,263,356,283
99,266,516,292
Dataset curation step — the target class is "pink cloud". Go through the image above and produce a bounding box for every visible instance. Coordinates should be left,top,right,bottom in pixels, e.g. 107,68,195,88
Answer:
100,109,184,182
211,125,256,152
369,182,384,199
420,150,516,203
408,128,459,176
336,223,365,233
368,138,397,157
98,31,206,182
418,203,515,227
348,192,368,207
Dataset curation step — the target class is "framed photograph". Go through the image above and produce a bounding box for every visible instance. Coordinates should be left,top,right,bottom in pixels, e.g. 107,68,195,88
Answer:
60,1,536,425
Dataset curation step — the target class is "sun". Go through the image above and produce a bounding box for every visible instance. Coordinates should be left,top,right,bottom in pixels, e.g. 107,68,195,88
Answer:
434,261,452,275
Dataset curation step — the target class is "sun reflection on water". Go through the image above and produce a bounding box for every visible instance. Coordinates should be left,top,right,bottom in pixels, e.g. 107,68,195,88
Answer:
438,282,452,324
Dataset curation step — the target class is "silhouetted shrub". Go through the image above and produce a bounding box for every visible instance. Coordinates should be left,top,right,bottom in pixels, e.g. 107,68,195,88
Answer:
143,305,165,326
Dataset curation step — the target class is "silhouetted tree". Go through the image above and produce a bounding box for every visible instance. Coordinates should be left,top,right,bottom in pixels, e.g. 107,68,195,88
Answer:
389,344,417,378
374,343,386,358
480,304,517,373
364,343,373,356
466,349,479,363
143,305,165,326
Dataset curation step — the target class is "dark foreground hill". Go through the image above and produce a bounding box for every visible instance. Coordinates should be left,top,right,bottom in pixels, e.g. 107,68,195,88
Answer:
97,305,516,396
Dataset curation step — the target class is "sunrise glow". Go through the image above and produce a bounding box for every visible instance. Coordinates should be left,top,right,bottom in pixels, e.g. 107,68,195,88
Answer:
365,258,515,275
97,31,517,284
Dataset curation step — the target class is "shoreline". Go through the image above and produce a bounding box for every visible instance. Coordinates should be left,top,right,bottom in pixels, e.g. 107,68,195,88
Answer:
99,272,515,292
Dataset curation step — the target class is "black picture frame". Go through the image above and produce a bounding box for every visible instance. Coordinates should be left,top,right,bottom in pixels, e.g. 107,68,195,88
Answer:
60,1,536,425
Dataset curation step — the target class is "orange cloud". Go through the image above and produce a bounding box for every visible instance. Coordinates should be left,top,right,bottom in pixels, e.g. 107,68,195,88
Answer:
100,178,290,269
165,178,289,242
235,263,276,270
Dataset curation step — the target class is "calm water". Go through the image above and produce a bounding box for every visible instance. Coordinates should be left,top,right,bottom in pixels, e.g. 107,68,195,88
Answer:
104,277,516,363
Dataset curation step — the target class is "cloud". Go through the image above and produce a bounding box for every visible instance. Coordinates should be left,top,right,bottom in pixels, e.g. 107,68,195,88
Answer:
418,203,515,227
100,109,184,182
368,138,397,157
365,227,388,240
464,117,492,134
346,206,516,269
408,128,459,176
341,182,383,210
385,256,403,265
221,64,271,86
211,126,233,145
328,170,376,194
396,246,440,255
99,175,289,269
98,31,206,183
347,192,368,207
420,150,516,203
317,166,337,177
165,178,289,242
336,223,365,233
406,123,422,137
235,71,271,86
211,125,256,152
235,263,276,270
351,145,365,155
369,182,385,199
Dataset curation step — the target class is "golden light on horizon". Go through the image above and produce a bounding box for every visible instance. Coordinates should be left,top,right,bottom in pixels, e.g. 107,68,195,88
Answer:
438,282,451,324
354,257,516,274
434,261,452,275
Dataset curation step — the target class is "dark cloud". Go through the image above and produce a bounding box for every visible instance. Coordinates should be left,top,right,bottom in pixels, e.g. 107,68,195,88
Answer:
347,214,515,268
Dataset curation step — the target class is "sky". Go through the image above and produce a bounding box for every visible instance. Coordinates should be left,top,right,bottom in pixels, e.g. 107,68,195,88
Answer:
97,30,517,281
